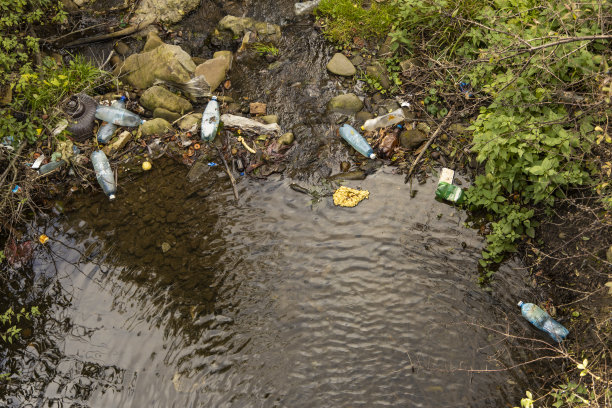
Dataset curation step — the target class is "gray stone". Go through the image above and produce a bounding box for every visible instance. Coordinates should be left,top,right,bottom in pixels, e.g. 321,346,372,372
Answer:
278,132,294,145
326,53,356,76
400,129,428,150
177,113,202,131
114,43,195,89
114,41,130,56
194,57,230,91
350,55,363,66
153,107,181,122
217,15,281,43
143,32,164,52
355,111,374,124
133,0,200,24
141,118,173,136
327,93,363,114
140,86,193,113
366,63,391,90
261,115,278,124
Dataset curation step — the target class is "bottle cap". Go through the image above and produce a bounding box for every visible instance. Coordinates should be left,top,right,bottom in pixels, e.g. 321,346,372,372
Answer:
211,96,218,101
517,301,524,307
109,194,116,200
369,153,376,160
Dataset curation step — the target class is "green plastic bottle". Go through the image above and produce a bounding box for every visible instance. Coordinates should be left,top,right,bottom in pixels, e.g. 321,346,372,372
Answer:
435,181,465,203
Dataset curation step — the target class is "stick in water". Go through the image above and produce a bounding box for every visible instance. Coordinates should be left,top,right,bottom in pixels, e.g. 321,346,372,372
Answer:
216,147,239,201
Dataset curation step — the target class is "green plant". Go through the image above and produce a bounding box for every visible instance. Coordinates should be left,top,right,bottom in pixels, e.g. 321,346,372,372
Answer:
514,390,535,408
0,306,39,344
252,43,279,57
315,0,398,47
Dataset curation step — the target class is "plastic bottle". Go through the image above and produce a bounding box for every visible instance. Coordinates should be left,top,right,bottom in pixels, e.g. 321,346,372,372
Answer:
201,96,220,141
362,108,406,132
95,105,143,127
91,150,117,200
518,301,569,342
38,160,66,175
339,124,376,159
97,96,127,143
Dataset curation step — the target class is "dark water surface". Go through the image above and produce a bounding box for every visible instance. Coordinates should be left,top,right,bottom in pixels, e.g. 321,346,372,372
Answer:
21,160,534,407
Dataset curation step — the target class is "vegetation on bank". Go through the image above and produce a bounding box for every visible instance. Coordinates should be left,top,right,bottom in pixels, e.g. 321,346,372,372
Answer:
316,0,611,406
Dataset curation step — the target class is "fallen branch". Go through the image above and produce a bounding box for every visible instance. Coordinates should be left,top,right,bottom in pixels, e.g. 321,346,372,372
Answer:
404,108,455,184
216,147,239,201
64,16,156,47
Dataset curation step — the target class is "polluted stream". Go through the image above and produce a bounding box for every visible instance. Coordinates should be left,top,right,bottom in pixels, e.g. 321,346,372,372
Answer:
5,1,549,406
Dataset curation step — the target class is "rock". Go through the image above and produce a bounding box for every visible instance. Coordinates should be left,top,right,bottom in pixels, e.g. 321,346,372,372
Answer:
355,111,374,124
400,129,428,150
192,56,206,65
217,15,281,43
114,41,130,56
161,242,171,253
114,43,196,89
440,133,449,142
177,113,202,131
261,115,278,124
327,93,363,114
141,118,173,136
366,63,391,90
187,159,210,182
133,0,200,24
143,31,164,52
431,151,440,159
154,107,181,122
278,132,294,145
110,55,122,69
250,102,267,115
326,53,356,76
350,55,363,66
377,35,394,58
417,122,431,133
148,88,193,114
213,50,233,70
103,131,132,155
607,245,612,263
140,86,193,114
449,123,471,135
295,0,321,16
194,57,230,91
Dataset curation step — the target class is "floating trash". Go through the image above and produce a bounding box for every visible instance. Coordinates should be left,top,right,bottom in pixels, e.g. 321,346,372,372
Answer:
39,234,49,244
333,186,369,208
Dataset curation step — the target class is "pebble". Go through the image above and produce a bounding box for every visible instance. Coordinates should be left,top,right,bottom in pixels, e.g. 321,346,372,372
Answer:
431,151,440,159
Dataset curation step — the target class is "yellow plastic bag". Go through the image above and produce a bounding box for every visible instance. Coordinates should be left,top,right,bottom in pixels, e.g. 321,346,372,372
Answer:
333,186,369,207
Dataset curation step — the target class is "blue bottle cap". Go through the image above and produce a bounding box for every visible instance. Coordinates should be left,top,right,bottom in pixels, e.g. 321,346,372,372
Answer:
211,96,218,101
517,301,524,307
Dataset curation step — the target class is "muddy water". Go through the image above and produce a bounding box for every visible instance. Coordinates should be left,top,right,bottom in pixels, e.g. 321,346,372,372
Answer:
17,159,536,407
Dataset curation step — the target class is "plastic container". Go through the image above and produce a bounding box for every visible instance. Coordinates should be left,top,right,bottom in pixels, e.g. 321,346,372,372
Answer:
362,108,405,132
339,124,376,159
97,96,126,143
435,168,465,203
38,160,66,175
95,105,143,127
91,150,117,200
518,301,569,342
201,96,220,141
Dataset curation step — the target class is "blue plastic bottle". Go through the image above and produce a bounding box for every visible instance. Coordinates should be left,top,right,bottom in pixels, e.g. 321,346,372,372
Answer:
97,96,127,143
518,301,569,342
95,104,143,127
201,96,220,141
339,124,376,159
91,150,117,200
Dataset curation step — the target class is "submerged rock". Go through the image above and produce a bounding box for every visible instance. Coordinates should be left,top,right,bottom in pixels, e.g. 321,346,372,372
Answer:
327,93,363,114
114,43,195,89
326,53,356,77
140,86,193,114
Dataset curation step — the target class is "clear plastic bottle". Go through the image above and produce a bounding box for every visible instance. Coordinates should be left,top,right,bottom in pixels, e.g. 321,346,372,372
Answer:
95,104,143,127
97,96,126,143
201,96,220,141
38,160,66,175
91,150,117,200
339,124,376,159
518,301,569,342
362,108,405,132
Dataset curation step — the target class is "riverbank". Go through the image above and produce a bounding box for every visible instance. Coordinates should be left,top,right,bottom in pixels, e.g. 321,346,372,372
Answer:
1,0,610,406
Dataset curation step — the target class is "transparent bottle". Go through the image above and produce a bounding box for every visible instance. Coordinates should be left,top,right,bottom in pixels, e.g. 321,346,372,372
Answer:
38,160,66,175
97,96,126,143
518,301,569,342
339,124,376,159
91,150,117,200
362,108,405,131
201,96,220,141
95,104,143,127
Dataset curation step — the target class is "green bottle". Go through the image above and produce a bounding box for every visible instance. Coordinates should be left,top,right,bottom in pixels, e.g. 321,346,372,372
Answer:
435,182,465,203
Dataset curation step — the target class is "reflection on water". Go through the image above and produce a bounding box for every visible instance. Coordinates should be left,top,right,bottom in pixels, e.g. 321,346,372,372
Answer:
12,159,538,407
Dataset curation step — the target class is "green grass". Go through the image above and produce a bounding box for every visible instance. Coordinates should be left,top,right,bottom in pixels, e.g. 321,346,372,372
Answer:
315,0,397,47
252,43,279,57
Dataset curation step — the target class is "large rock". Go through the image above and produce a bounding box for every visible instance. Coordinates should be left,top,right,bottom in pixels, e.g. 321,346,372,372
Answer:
213,51,233,70
217,15,282,43
327,93,363,114
114,43,196,89
140,86,192,113
177,113,202,131
366,63,391,90
326,53,356,76
153,107,181,122
143,31,164,52
133,0,200,24
400,129,428,150
141,118,173,136
194,57,231,91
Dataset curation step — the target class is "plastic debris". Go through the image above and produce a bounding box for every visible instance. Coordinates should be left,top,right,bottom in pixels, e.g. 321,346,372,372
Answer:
91,150,117,200
38,160,66,175
207,162,218,167
459,82,474,99
97,96,127,143
39,234,49,244
220,114,282,135
362,108,405,132
95,105,143,127
338,124,376,159
238,136,256,153
333,186,370,207
518,301,569,342
435,168,465,204
201,96,220,142
11,185,21,194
